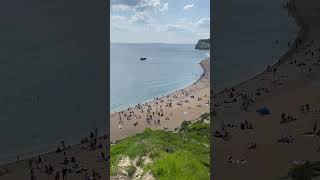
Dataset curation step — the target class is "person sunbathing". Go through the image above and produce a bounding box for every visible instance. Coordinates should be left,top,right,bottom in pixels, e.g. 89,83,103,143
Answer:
248,142,257,149
225,123,236,128
214,130,222,137
280,113,297,123
301,104,310,112
277,136,294,143
227,153,233,163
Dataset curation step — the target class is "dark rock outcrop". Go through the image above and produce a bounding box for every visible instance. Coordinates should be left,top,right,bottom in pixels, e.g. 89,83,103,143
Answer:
195,39,210,50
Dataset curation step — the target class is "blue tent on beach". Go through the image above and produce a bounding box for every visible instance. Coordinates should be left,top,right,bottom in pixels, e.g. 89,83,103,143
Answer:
257,106,271,115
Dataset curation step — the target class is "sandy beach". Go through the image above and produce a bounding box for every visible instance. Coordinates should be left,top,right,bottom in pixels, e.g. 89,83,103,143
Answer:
213,0,320,179
110,58,210,180
0,135,108,180
110,58,210,142
0,58,209,179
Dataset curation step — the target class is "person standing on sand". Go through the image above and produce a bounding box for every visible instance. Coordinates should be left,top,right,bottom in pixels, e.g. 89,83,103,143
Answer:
101,151,105,160
62,168,67,180
313,122,317,134
61,140,66,150
28,159,33,170
55,171,60,180
31,174,36,180
92,169,96,180
30,169,36,180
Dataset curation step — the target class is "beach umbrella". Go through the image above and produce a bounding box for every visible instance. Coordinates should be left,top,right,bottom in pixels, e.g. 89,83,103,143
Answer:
257,106,271,115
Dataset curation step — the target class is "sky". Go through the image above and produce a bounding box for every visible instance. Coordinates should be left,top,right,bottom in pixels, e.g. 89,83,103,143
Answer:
110,0,210,44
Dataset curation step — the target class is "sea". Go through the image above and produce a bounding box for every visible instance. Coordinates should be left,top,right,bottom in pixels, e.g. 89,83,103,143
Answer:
212,0,299,92
110,43,209,112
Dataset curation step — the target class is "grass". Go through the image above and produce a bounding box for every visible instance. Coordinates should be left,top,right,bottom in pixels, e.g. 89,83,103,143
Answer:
110,113,210,179
148,151,209,180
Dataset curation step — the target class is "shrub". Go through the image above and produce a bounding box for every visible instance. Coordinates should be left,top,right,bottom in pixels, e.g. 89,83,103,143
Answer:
126,165,136,178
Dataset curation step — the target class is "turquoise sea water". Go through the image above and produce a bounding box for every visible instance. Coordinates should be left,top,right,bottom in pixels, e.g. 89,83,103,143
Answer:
110,43,209,112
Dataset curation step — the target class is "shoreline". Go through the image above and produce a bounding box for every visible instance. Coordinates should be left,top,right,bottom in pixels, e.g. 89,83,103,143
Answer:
214,0,320,179
0,134,107,166
0,55,208,167
110,57,210,142
0,57,209,177
0,134,108,179
110,56,210,114
214,0,304,97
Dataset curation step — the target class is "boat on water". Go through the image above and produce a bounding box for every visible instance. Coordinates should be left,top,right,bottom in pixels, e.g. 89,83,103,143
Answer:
140,57,147,61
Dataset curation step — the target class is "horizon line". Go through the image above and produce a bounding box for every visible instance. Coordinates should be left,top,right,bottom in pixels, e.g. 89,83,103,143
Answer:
110,42,196,45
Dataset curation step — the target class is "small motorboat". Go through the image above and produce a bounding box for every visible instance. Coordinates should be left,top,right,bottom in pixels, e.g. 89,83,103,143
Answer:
140,57,147,61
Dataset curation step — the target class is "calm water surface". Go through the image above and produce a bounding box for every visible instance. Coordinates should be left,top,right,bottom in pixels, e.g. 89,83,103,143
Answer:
111,43,209,112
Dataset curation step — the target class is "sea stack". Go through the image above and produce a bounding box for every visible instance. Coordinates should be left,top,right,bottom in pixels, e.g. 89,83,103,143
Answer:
195,39,210,50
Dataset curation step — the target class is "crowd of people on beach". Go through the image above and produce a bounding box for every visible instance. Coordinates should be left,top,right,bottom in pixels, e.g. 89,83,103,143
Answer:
0,128,109,180
213,35,320,168
113,73,210,133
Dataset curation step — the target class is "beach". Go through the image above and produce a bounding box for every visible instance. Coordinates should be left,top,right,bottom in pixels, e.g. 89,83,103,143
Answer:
213,0,320,179
109,58,210,179
0,135,108,179
0,58,209,179
110,58,210,142
2,0,317,179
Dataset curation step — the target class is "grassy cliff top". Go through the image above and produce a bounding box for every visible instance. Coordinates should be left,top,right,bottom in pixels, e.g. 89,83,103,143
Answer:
110,113,210,180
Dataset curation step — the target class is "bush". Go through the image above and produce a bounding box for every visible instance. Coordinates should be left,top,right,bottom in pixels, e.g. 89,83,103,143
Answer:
200,113,210,120
126,165,136,178
164,146,175,153
136,157,143,167
179,121,191,132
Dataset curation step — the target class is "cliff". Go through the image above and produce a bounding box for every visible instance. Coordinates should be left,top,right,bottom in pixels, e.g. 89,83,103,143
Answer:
195,39,210,50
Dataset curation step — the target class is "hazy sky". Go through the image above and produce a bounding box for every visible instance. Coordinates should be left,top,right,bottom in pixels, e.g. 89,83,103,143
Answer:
111,0,210,44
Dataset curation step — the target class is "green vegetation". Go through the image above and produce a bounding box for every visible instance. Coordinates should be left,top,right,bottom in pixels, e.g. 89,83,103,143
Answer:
283,161,320,180
126,165,137,178
110,113,210,179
